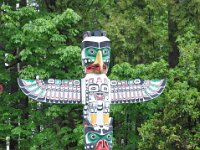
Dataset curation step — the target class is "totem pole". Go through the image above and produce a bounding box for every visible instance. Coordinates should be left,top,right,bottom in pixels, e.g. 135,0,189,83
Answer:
18,30,166,150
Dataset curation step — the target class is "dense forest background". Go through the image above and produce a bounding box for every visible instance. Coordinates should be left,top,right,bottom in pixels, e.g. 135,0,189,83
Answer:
0,0,199,149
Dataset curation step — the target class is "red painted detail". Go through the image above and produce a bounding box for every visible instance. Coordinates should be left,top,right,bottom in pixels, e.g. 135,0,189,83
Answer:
86,64,106,74
95,93,105,100
95,140,109,150
0,83,4,94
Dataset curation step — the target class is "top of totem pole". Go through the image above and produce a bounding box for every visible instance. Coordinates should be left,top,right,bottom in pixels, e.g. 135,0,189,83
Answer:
82,30,110,42
81,30,111,75
83,30,106,38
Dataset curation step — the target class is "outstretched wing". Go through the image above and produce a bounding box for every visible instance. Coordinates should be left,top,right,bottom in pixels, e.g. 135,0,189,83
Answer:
110,79,166,104
18,78,81,104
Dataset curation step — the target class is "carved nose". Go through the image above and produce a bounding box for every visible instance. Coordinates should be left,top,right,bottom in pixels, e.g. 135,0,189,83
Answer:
96,140,109,150
93,50,103,73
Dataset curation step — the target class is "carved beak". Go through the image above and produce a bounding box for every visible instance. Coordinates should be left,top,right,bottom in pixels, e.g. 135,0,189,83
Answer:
93,50,103,73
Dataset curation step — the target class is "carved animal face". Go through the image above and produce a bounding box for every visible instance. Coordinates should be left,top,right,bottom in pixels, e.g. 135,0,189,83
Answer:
84,125,113,150
82,36,111,74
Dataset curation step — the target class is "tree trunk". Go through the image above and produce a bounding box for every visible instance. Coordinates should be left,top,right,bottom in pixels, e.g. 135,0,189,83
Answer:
168,0,180,68
44,0,57,12
19,0,27,7
11,1,29,149
3,0,17,10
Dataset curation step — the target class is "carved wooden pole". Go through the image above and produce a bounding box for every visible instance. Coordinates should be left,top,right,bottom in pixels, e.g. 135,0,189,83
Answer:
18,30,166,150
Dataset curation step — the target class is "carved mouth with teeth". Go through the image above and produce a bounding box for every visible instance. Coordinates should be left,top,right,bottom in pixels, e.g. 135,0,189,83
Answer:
83,59,110,65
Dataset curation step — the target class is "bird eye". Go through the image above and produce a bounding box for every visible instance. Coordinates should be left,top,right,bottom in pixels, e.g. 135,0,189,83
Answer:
89,49,95,55
103,49,108,55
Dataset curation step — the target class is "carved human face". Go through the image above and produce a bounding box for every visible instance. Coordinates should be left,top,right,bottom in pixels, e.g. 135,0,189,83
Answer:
88,77,109,102
82,36,110,74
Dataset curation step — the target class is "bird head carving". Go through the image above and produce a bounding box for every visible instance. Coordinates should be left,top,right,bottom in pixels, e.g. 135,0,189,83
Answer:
81,30,111,74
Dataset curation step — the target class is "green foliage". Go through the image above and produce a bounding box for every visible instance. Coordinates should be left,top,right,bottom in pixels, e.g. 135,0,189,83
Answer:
109,60,168,149
138,81,200,150
0,3,82,149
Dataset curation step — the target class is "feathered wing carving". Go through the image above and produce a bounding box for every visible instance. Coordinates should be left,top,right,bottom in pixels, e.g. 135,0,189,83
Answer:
18,78,81,104
110,79,166,104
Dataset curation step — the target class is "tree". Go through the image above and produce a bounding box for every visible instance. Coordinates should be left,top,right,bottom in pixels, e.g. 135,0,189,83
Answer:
137,0,200,149
0,4,83,149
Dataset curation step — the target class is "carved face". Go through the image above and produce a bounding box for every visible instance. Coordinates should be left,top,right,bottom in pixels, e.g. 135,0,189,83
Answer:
84,75,111,128
84,125,113,150
82,36,111,74
88,77,109,102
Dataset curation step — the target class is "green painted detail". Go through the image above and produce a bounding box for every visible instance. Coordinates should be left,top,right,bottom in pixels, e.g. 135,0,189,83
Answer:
86,131,113,144
147,87,155,92
144,90,150,96
152,79,161,82
84,47,110,60
25,79,35,83
28,84,37,89
150,83,159,88
128,80,134,85
32,87,41,94
38,90,46,97
55,80,62,85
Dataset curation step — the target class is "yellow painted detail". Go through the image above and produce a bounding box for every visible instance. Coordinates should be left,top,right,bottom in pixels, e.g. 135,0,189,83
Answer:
90,113,97,126
94,50,103,73
103,113,109,125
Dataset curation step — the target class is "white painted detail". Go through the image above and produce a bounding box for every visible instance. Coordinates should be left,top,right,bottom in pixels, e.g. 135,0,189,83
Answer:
48,79,54,84
134,79,141,84
82,36,110,43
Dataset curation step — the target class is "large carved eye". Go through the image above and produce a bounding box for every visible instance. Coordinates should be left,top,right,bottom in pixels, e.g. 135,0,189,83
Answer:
86,132,100,144
89,84,99,92
101,84,108,92
89,48,95,55
105,133,112,142
90,134,96,139
107,134,111,140
102,49,108,55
